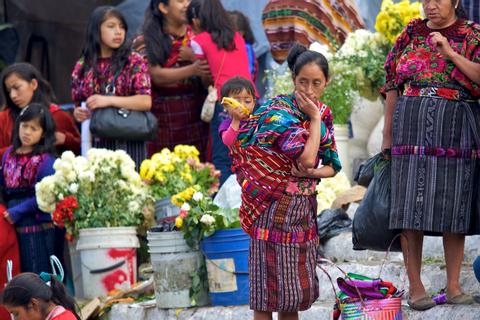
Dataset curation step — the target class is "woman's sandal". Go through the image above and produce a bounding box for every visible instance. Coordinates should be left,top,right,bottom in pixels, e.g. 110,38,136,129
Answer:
446,293,475,305
407,296,436,311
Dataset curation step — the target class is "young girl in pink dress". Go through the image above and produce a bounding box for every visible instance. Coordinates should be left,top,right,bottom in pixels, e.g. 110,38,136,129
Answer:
187,0,257,185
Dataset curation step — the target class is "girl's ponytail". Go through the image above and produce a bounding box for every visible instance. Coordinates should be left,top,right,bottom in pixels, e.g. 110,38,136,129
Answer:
49,276,81,320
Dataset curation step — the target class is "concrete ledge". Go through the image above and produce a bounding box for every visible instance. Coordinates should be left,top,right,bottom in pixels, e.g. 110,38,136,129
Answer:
109,300,480,319
322,233,480,263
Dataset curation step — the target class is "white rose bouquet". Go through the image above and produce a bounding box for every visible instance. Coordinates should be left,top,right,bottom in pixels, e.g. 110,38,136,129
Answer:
36,149,153,239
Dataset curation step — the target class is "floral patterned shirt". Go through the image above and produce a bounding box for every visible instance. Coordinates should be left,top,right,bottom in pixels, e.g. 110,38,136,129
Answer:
71,51,151,104
383,18,480,98
0,147,55,223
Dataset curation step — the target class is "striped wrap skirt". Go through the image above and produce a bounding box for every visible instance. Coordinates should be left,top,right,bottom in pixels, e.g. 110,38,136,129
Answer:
390,95,480,235
249,193,319,312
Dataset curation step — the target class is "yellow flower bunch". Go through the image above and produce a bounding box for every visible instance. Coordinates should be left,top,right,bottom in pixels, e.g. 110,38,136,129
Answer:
171,186,198,207
140,145,219,201
174,145,200,162
375,0,422,43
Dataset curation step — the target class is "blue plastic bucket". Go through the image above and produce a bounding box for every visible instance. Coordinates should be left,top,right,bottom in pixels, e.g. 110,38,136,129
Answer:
200,228,250,306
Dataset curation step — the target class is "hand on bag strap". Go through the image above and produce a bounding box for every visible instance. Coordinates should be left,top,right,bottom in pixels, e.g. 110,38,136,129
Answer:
381,148,391,161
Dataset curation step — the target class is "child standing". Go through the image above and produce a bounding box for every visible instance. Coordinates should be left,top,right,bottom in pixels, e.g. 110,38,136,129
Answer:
187,0,257,185
2,272,79,320
231,44,341,320
72,6,152,168
0,103,56,275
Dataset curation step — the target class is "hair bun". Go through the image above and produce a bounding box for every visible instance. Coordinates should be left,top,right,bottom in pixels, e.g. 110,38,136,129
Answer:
287,43,307,72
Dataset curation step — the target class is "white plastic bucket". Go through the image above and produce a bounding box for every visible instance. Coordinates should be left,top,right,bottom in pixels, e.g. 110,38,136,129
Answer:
76,227,139,299
335,124,352,180
147,230,208,308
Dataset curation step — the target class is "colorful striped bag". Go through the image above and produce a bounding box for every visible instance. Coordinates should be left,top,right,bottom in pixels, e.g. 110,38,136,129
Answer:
318,235,406,320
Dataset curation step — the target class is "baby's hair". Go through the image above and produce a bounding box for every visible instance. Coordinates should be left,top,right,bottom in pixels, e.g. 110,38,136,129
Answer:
1,273,80,319
11,102,56,155
220,76,256,99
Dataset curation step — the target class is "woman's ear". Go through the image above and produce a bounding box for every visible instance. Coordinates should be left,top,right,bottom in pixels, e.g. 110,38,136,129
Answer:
158,2,168,15
29,298,41,311
30,79,39,91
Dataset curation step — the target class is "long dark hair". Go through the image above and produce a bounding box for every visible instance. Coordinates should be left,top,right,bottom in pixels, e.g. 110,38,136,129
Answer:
142,0,173,66
229,10,255,45
187,0,236,51
80,6,131,77
1,63,55,120
287,43,329,80
11,103,56,155
1,273,80,319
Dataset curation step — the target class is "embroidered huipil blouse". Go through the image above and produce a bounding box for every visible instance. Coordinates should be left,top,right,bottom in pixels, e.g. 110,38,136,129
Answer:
383,19,480,99
71,51,151,104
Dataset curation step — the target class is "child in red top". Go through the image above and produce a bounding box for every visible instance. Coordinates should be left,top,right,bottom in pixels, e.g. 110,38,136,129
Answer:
187,0,255,98
2,273,79,320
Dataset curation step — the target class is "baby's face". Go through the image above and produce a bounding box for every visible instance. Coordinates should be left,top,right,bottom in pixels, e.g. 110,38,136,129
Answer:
228,88,255,113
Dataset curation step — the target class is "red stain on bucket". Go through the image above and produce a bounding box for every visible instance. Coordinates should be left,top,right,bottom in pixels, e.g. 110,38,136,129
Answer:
102,269,128,292
99,248,136,292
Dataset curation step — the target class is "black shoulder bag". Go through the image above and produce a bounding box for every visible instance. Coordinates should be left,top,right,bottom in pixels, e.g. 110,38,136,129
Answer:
89,69,158,141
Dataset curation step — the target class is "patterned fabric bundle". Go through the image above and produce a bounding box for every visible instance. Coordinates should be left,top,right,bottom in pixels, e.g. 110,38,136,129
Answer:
233,94,341,233
337,273,404,320
262,0,365,63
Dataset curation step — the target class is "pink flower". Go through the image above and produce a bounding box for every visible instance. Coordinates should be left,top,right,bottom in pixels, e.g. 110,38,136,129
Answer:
179,209,188,218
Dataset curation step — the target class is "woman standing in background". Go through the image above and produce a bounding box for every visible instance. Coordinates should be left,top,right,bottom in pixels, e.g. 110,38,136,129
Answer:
137,0,211,158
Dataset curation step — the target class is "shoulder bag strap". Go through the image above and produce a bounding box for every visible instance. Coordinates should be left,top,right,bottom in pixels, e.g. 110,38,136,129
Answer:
213,52,226,90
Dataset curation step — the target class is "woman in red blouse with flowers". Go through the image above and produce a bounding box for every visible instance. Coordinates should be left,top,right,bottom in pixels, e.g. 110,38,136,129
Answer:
382,0,480,310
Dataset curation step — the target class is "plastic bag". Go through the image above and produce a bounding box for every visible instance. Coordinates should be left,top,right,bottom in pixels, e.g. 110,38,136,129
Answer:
213,174,242,209
352,156,401,252
317,208,352,242
354,152,383,187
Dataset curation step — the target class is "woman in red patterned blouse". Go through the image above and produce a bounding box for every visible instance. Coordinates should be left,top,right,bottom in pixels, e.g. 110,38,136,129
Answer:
72,6,151,167
382,0,480,310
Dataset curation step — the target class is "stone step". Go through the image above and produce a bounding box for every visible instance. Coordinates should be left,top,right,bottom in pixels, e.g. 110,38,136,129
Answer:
109,300,480,320
316,261,479,302
322,232,480,263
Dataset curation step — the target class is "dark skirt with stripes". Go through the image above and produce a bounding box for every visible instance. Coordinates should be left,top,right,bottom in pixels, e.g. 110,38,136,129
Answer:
93,138,146,171
9,199,55,274
390,96,480,235
249,194,319,312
